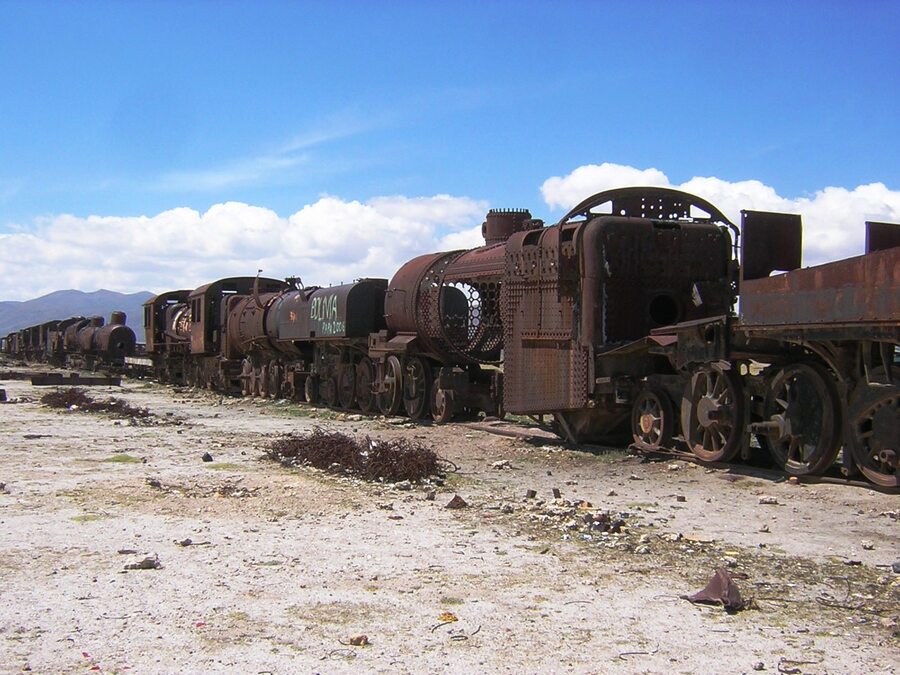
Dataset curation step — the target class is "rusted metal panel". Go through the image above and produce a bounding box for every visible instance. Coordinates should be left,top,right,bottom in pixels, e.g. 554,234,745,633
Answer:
740,246,900,328
740,210,802,281
866,221,900,253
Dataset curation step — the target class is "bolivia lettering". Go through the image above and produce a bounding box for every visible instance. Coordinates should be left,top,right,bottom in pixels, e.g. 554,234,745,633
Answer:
309,293,345,336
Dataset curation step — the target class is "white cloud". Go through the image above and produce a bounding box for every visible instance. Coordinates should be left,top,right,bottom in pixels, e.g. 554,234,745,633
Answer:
541,163,900,265
0,194,488,301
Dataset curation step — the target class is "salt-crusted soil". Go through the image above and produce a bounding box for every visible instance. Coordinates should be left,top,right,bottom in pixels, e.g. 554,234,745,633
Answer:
0,367,897,674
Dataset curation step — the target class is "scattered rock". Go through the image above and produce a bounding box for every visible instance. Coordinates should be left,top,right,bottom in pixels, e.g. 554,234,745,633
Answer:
525,489,537,499
425,490,436,501
758,524,770,533
758,496,778,505
607,489,617,497
891,561,900,574
676,495,686,502
124,555,162,571
491,459,512,470
752,662,765,671
862,541,874,550
445,494,468,509
552,488,561,499
634,545,651,554
201,452,214,462
348,635,369,646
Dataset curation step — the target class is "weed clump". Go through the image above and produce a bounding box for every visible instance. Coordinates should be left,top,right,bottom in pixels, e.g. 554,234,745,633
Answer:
268,428,441,483
41,387,151,418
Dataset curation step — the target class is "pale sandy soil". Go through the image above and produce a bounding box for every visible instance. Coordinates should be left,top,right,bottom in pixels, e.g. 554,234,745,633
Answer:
0,365,897,674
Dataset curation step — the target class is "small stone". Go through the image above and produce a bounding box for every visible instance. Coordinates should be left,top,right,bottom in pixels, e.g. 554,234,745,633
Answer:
525,489,537,499
891,561,900,574
500,504,514,514
758,496,778,505
552,488,561,499
491,459,512,470
634,545,651,554
788,476,799,485
201,452,213,462
425,490,436,501
758,524,770,533
861,541,874,550
394,480,412,491
667,463,680,472
752,662,765,671
675,495,686,502
445,495,468,510
607,489,617,497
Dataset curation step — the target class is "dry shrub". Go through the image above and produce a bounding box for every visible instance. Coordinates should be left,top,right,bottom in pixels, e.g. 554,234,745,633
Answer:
268,428,440,483
40,387,151,418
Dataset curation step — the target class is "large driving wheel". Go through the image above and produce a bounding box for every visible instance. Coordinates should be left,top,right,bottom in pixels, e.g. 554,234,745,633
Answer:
377,356,402,416
631,385,674,448
431,380,454,424
338,363,357,409
848,372,899,488
681,363,745,463
403,356,432,419
355,357,376,414
764,363,842,476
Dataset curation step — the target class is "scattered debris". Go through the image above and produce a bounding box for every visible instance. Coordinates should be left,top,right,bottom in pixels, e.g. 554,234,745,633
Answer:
0,388,6,402
268,428,442,482
683,568,748,612
491,459,512,470
525,489,537,499
124,555,161,571
552,487,561,498
201,452,214,462
445,495,468,509
347,635,369,646
425,490,436,501
758,496,778,505
0,482,7,494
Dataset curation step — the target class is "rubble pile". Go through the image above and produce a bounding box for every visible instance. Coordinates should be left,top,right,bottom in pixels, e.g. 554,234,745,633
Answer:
268,428,441,483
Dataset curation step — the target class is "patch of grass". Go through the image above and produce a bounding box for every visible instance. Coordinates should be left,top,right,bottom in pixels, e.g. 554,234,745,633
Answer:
206,462,243,471
440,596,465,606
104,453,142,463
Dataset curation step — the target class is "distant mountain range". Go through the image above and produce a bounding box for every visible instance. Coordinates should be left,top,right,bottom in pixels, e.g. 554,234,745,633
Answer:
0,289,154,338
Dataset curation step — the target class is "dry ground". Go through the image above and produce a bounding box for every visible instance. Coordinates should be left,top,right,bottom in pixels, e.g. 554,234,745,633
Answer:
0,365,897,674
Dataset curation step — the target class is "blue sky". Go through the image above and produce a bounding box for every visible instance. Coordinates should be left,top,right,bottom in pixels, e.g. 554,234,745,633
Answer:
1,1,898,300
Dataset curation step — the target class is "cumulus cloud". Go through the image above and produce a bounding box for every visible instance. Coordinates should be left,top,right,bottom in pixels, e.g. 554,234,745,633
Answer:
0,194,488,301
541,163,900,266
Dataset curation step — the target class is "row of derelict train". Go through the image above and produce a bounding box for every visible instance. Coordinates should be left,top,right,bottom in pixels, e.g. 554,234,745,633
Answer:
4,187,898,488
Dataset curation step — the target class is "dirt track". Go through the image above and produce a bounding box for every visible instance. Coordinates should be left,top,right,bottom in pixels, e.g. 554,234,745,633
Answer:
0,369,897,674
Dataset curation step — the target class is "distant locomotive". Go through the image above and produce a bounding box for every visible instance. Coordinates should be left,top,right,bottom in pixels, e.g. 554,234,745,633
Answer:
5,186,898,488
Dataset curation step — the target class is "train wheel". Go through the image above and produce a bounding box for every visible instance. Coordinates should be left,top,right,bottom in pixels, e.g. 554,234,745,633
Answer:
322,375,338,408
403,357,432,419
304,375,319,405
631,385,674,448
240,360,252,397
259,365,269,398
764,363,842,476
681,363,745,463
848,372,899,488
377,356,402,416
268,363,281,399
338,364,357,409
356,358,376,414
431,380,454,424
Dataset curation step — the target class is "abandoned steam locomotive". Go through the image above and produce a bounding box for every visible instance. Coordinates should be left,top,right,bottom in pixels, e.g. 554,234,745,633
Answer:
4,186,899,487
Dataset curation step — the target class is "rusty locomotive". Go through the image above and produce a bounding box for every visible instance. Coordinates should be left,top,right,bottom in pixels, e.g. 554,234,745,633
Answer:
3,311,137,371
4,186,898,487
